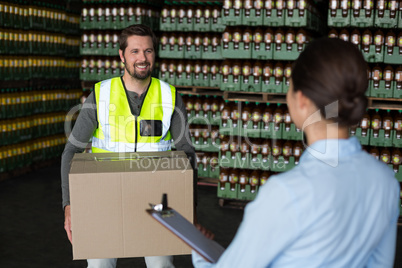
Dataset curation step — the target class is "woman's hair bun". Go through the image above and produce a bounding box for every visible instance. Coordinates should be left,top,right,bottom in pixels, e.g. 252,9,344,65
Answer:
291,38,369,127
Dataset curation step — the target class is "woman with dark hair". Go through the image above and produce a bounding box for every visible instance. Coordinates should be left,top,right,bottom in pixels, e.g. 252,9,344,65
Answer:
192,38,399,268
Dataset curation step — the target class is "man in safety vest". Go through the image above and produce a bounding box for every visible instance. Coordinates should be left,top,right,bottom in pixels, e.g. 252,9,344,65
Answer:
61,24,196,268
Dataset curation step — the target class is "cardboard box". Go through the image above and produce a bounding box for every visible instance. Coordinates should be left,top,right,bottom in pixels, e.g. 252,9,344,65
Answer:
69,151,194,260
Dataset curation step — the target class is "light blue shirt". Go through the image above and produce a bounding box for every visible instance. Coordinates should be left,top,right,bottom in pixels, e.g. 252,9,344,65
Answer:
193,137,399,268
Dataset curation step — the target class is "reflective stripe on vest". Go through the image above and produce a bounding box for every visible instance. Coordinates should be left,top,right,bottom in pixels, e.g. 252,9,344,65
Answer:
91,137,172,152
92,77,175,153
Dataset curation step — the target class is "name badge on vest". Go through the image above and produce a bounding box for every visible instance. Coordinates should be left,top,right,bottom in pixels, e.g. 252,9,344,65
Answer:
140,120,163,136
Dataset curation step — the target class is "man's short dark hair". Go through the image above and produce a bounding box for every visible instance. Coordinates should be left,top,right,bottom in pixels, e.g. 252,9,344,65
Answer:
119,24,158,53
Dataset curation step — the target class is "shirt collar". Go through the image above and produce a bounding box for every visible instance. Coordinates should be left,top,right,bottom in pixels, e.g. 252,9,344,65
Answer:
299,137,362,166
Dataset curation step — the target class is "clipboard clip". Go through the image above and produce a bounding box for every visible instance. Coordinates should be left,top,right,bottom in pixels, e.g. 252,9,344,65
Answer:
149,193,173,216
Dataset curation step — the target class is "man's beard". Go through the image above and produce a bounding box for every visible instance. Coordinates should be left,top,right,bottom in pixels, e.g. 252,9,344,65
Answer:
123,57,153,80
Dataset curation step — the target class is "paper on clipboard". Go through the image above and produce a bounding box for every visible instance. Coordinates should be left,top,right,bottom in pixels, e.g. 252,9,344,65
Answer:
146,208,225,263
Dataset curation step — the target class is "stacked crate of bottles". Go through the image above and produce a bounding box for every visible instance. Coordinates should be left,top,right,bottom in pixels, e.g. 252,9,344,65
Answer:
79,0,161,82
328,0,401,99
217,100,305,200
0,0,82,175
328,0,402,214
159,1,226,181
182,94,224,180
214,0,325,201
219,0,325,94
158,2,225,87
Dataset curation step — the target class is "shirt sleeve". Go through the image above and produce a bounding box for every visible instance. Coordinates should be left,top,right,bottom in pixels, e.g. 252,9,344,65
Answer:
61,91,98,209
366,182,400,268
170,92,196,170
192,177,300,268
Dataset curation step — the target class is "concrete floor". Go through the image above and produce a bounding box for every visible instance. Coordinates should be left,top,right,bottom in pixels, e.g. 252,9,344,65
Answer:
0,161,242,268
0,162,401,267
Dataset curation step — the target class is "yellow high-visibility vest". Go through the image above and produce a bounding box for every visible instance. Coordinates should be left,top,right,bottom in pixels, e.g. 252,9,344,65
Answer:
92,77,176,153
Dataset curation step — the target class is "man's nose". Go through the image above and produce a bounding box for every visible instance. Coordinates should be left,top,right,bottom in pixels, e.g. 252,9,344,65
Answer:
138,51,147,62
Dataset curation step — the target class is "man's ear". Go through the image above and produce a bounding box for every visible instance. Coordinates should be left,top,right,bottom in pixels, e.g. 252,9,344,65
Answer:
119,49,124,63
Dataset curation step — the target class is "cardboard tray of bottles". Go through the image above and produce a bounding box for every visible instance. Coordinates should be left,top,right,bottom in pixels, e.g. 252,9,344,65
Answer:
327,9,351,27
285,9,318,30
217,181,259,201
384,47,402,65
263,9,286,26
395,165,402,182
175,73,194,87
219,150,296,172
351,128,402,148
221,42,252,59
220,76,285,93
350,9,375,27
158,71,176,86
374,10,399,28
202,45,223,60
243,9,263,26
80,68,121,81
350,128,370,146
81,16,157,30
220,119,262,138
217,182,239,199
262,77,285,93
221,120,287,139
236,184,258,201
159,45,222,60
273,43,303,61
193,73,211,87
198,164,220,179
251,43,274,60
392,131,402,148
240,76,262,92
160,18,225,32
369,129,393,147
221,9,243,26
192,18,209,32
399,13,402,28
188,111,221,126
220,75,241,92
369,80,394,98
360,45,384,63
393,87,402,99
81,43,119,56
192,137,220,153
282,123,303,141
158,44,185,59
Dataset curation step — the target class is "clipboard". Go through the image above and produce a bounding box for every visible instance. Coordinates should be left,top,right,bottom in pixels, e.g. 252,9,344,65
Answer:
146,195,225,263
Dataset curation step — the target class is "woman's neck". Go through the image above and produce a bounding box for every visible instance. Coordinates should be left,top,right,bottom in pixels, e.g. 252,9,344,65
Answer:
303,120,349,146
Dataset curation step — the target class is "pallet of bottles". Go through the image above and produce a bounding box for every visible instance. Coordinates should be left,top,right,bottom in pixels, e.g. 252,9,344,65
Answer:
159,32,223,60
80,2,160,30
329,28,402,64
0,1,80,33
217,167,277,201
0,134,68,175
220,27,312,60
160,3,225,32
0,56,80,81
328,0,400,28
350,109,402,148
0,29,80,56
221,0,325,33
